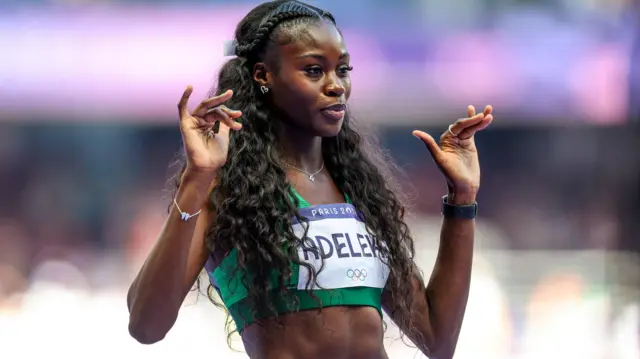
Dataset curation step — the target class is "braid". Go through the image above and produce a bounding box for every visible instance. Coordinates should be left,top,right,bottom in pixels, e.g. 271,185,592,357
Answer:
234,1,335,58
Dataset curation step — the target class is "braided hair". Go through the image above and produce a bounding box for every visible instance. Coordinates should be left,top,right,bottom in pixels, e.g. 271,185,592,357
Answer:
171,0,421,345
233,1,335,59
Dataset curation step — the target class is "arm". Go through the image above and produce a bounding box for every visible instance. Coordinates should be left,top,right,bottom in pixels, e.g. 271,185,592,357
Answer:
382,192,475,359
127,171,216,344
127,85,243,344
387,104,493,358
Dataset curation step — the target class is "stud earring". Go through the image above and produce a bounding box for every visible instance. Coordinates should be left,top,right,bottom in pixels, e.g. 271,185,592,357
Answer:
260,85,269,94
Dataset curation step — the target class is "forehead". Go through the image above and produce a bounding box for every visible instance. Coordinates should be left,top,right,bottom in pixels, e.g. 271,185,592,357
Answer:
276,21,347,58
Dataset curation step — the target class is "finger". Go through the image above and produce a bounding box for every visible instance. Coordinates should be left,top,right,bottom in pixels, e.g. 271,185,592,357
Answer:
196,104,241,120
412,130,442,160
483,105,493,117
457,114,493,139
203,108,242,131
212,120,242,138
203,107,229,123
216,122,231,136
220,116,243,131
177,86,194,118
219,105,243,119
448,113,485,136
467,105,475,118
193,90,234,116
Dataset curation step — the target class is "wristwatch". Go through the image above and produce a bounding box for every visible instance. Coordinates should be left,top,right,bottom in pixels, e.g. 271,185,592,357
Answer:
441,195,478,219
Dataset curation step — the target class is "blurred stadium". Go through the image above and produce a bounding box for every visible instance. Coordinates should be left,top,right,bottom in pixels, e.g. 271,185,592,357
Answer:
0,0,639,358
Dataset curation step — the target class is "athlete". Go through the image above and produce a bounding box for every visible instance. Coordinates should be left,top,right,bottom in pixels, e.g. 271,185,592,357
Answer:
127,1,494,358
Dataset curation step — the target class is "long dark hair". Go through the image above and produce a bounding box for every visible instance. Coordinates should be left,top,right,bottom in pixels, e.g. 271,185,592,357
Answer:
171,0,420,344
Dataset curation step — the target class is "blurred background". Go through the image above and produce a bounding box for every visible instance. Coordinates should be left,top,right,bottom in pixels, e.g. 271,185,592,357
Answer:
0,0,639,358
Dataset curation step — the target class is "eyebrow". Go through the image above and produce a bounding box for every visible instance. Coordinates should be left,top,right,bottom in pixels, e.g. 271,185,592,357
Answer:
297,52,350,61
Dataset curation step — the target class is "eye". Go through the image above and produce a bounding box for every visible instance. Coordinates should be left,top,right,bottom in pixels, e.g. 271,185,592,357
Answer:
304,66,323,77
338,65,353,76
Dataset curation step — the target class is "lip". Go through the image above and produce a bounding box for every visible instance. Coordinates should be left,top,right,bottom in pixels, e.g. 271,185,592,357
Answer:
320,103,346,121
321,104,346,112
321,109,345,121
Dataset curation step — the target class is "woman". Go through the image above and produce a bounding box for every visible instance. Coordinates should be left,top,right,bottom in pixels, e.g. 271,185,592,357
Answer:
126,1,493,358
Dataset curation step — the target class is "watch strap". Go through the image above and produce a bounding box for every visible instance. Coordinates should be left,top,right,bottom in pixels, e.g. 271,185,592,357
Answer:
441,195,477,219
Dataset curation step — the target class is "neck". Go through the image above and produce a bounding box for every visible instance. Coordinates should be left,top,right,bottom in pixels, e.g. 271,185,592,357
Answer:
275,121,324,172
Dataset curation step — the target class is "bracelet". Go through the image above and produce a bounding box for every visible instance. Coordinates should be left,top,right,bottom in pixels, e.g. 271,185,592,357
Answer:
173,198,202,221
441,195,478,219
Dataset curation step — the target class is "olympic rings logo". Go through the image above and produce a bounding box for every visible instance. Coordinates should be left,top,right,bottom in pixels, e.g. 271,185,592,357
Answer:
346,269,367,281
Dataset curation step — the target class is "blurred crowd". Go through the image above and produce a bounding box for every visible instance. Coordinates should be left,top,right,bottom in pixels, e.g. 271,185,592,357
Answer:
0,125,636,294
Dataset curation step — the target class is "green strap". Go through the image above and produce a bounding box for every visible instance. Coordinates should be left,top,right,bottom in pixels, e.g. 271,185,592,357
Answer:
289,187,351,207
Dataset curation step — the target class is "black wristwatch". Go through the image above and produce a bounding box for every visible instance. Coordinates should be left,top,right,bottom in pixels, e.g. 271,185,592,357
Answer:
441,195,478,219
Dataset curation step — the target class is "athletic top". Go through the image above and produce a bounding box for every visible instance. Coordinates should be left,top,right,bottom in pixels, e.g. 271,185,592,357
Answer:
204,189,390,330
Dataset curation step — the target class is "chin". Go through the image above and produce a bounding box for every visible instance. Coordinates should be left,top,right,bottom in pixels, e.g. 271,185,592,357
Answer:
312,114,344,137
316,122,344,138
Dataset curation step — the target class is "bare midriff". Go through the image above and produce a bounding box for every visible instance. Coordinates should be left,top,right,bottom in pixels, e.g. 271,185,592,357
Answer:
241,306,389,359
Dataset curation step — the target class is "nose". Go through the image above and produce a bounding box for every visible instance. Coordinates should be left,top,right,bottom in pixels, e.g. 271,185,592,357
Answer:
324,74,345,97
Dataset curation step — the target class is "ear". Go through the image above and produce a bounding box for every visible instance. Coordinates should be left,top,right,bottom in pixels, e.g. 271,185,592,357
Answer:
252,62,271,88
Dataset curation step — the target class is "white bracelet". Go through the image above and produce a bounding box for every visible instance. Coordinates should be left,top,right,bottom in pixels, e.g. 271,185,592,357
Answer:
173,198,202,221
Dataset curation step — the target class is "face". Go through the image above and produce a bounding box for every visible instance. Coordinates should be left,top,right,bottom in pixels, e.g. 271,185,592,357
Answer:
257,20,352,137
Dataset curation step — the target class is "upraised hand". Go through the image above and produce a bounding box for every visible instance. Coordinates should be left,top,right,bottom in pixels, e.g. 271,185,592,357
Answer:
413,105,493,199
177,86,243,179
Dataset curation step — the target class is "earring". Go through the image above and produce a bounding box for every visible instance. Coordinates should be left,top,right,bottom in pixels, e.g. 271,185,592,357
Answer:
260,85,269,94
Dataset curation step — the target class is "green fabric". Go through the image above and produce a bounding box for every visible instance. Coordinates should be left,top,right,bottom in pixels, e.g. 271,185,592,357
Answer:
228,287,383,329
